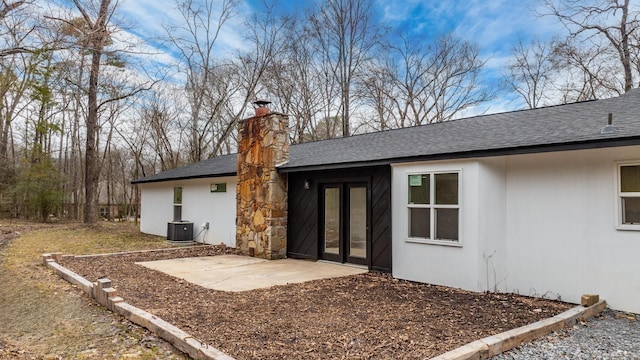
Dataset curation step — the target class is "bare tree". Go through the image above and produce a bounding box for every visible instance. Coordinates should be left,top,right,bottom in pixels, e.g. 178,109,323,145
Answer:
99,82,134,221
140,91,183,171
48,0,157,223
261,16,329,143
360,34,491,128
0,0,35,57
552,38,622,101
0,1,25,20
632,29,640,83
212,0,290,154
307,0,383,137
428,36,492,122
68,0,113,224
359,61,395,130
544,0,640,92
505,39,559,109
0,50,32,169
0,0,33,169
170,0,288,157
167,0,238,162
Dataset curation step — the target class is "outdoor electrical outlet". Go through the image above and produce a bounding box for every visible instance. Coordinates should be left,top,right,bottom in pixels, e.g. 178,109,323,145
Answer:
203,222,209,230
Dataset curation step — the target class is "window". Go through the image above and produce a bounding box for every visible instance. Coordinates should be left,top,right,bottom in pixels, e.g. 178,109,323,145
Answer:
619,164,640,228
210,183,227,192
173,187,182,221
408,172,459,242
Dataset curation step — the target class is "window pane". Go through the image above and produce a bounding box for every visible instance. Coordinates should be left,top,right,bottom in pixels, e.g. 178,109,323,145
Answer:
408,174,430,204
409,208,430,238
621,166,640,192
435,173,458,205
173,187,182,204
622,197,640,224
173,205,182,222
435,208,459,241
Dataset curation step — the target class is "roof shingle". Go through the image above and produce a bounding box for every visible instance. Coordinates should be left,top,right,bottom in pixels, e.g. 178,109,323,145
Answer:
133,89,640,183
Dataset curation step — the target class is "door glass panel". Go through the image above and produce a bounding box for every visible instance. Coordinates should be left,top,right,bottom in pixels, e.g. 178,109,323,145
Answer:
349,187,366,258
324,187,340,255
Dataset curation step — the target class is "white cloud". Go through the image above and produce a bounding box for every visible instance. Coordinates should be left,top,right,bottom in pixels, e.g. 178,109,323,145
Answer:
118,0,253,59
119,0,177,38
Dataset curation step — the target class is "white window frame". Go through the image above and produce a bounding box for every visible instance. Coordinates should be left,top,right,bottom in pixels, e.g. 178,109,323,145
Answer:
617,161,640,231
406,170,461,246
173,186,183,221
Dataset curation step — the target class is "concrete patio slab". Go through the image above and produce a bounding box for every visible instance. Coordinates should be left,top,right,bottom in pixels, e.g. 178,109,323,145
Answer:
136,255,368,292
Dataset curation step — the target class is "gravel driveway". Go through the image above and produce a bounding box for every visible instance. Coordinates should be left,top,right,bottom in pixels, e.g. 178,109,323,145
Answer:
495,309,640,359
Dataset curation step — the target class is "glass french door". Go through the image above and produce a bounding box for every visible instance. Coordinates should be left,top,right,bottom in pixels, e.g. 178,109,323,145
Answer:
321,182,368,265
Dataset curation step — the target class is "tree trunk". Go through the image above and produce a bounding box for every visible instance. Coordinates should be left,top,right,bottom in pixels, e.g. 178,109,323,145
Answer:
620,0,633,92
79,0,111,224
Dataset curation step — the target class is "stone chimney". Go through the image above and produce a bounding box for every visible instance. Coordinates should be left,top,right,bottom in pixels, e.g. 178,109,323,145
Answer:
236,101,289,259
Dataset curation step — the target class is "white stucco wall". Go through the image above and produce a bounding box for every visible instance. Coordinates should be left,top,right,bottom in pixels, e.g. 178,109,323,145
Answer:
503,146,640,313
392,160,487,291
139,176,237,246
392,146,640,314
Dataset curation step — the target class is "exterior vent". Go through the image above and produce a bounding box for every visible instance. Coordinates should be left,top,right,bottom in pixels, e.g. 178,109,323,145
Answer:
601,113,618,134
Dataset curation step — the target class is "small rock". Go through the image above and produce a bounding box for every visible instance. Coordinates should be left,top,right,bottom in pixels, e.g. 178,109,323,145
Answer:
140,335,159,349
120,351,143,358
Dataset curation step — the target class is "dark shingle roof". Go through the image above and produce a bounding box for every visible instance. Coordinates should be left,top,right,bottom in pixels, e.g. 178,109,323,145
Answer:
281,88,640,171
132,153,237,184
134,89,640,183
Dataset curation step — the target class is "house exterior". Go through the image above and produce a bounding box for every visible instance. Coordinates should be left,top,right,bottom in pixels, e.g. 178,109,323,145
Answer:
133,90,640,314
134,155,237,246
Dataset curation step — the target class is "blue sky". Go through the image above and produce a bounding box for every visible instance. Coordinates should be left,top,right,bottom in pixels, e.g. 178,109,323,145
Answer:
55,0,579,113
374,0,562,111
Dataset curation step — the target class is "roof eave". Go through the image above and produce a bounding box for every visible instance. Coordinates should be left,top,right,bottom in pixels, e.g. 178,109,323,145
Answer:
131,171,237,185
278,136,640,173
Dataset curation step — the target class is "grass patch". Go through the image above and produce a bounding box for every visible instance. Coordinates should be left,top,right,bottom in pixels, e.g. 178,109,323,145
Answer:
1,221,171,270
0,221,186,359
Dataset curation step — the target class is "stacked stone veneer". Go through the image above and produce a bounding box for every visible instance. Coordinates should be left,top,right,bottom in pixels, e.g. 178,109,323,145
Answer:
236,112,289,259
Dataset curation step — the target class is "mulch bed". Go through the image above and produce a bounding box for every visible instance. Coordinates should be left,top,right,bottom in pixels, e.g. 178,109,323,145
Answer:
62,246,572,359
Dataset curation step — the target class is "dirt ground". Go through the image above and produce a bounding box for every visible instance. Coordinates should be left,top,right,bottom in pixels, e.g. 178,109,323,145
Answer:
0,223,188,360
62,247,573,360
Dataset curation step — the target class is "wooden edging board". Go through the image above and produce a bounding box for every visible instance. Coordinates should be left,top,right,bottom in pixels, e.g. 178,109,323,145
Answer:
42,253,235,360
43,252,606,360
71,244,214,259
429,299,607,360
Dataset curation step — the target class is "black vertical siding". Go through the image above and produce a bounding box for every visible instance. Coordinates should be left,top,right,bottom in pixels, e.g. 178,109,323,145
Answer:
287,175,318,259
369,166,392,272
286,166,392,272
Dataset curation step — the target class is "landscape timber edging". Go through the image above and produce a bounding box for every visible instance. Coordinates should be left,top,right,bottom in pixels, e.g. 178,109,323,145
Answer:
70,244,216,259
428,299,607,360
41,253,235,360
42,252,605,360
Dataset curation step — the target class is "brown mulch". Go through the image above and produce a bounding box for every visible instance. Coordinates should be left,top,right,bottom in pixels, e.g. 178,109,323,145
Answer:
62,246,572,359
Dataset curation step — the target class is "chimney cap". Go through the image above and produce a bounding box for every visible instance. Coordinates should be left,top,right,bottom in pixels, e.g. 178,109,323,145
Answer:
253,99,271,108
